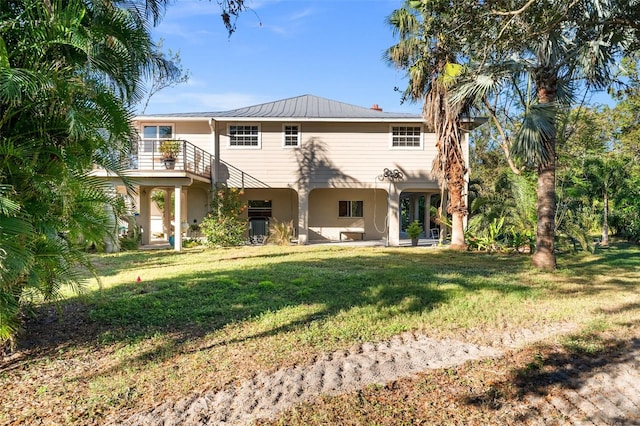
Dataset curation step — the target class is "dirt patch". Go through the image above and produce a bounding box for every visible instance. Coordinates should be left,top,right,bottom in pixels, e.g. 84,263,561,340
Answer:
113,323,580,425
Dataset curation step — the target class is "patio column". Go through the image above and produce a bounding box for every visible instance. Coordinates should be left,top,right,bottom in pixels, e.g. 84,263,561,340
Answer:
139,186,151,245
424,193,432,238
297,187,309,245
174,185,182,251
104,184,119,253
163,189,171,239
388,185,401,246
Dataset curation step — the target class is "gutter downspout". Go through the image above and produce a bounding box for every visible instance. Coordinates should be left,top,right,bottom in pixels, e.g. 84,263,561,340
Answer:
209,118,220,186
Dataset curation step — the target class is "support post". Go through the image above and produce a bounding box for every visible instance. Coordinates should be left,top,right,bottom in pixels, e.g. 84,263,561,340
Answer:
139,187,151,245
174,185,182,251
388,185,400,246
297,187,309,245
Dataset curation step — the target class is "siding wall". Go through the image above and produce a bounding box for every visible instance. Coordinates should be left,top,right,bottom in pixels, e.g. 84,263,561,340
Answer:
214,121,438,189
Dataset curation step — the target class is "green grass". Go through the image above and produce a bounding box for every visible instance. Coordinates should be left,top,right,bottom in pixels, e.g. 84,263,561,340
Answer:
2,243,639,424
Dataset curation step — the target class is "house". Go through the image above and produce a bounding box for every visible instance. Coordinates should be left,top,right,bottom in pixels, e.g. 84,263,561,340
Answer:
94,94,481,250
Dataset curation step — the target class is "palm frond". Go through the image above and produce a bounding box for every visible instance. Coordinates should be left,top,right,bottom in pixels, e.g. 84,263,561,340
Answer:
512,102,558,164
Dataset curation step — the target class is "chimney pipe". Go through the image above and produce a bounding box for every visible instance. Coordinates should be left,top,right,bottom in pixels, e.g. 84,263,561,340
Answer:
371,104,383,112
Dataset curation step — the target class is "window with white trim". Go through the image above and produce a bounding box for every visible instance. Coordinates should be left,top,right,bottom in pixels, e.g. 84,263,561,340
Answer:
141,124,173,152
283,124,300,147
391,125,422,148
229,124,260,147
338,200,363,218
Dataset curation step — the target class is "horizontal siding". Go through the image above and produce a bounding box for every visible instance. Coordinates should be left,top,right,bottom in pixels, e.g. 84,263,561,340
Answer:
174,122,212,152
135,119,442,190
216,121,438,189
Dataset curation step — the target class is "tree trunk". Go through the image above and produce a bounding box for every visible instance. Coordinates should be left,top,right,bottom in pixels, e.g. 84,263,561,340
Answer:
450,211,466,249
531,78,557,270
531,159,556,269
446,144,468,251
601,191,609,246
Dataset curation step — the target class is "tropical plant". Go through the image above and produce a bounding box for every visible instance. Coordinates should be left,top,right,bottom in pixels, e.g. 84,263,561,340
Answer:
159,139,181,159
268,219,295,245
200,185,247,247
406,220,423,239
0,0,172,345
447,0,640,269
385,2,472,250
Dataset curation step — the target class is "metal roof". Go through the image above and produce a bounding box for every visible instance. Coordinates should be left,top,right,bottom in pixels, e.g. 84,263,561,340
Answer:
136,94,424,122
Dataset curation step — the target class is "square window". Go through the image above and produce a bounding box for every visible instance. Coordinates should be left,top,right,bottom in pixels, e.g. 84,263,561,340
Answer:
283,124,300,147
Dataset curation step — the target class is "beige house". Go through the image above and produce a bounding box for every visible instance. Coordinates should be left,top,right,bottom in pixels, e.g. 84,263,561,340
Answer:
95,95,480,250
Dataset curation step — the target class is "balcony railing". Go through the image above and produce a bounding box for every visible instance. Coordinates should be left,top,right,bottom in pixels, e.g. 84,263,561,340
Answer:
132,139,211,179
96,139,270,188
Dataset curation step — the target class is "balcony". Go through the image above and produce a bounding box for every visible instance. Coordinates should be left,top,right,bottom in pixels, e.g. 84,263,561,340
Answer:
94,139,271,189
131,139,211,179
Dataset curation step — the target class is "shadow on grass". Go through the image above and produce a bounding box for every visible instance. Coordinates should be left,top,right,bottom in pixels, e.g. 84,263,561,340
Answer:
7,249,529,360
6,243,639,374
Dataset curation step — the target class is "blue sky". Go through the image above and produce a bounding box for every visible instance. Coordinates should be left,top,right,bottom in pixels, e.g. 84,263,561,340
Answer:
143,0,614,115
142,0,421,115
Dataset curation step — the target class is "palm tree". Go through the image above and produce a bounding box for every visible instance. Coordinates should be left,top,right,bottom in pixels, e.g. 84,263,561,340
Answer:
450,0,638,269
0,0,168,343
385,2,471,249
582,156,628,246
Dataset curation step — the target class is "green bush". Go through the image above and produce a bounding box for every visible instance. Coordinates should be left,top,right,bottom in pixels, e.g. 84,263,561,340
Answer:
201,185,247,247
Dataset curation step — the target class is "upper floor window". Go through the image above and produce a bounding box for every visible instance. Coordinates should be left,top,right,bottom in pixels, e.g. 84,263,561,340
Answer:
339,200,363,218
391,126,422,148
283,124,300,148
229,124,260,148
141,124,173,152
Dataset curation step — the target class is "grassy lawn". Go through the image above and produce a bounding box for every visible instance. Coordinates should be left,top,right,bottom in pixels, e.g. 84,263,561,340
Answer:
1,242,639,424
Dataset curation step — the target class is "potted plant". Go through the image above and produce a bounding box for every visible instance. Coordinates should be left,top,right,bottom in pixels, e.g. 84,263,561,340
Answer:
159,139,181,169
407,220,423,246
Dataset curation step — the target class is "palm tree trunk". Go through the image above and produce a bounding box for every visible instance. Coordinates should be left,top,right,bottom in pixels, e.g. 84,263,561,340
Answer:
532,157,556,269
444,125,468,251
531,78,557,270
602,191,609,246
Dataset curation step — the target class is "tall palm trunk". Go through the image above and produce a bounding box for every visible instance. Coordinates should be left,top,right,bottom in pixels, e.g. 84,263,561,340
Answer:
602,191,609,246
442,121,467,249
429,86,468,250
532,79,557,270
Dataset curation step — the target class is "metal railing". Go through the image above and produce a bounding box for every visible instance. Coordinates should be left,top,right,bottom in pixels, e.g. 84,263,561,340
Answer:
218,159,270,188
134,139,212,179
101,139,269,188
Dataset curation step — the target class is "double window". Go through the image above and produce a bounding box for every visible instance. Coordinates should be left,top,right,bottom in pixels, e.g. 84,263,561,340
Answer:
141,124,173,152
229,124,260,148
391,126,422,148
339,200,363,218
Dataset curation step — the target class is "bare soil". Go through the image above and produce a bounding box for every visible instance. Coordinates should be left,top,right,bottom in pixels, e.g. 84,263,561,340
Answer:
110,322,640,426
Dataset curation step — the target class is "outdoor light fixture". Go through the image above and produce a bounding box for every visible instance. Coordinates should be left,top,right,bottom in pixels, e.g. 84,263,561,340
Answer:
382,168,403,181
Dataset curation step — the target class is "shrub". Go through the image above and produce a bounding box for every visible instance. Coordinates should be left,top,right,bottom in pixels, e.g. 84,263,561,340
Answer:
406,220,423,239
200,185,247,247
268,219,294,245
